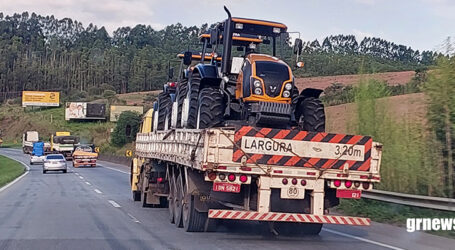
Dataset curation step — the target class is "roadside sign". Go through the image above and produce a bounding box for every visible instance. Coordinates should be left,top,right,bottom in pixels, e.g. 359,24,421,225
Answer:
126,150,133,157
95,147,100,153
22,91,60,107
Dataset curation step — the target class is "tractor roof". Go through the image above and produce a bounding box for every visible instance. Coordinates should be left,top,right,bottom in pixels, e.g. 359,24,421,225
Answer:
199,33,264,46
228,17,287,37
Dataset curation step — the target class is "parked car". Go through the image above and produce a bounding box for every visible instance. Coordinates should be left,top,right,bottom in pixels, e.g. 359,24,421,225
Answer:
43,154,67,174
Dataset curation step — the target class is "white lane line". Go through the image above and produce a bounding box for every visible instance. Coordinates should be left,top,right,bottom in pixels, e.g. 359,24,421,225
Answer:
0,155,30,193
322,228,404,250
94,189,103,194
108,200,121,208
85,181,91,186
127,213,141,223
75,173,79,176
79,176,84,180
100,165,129,175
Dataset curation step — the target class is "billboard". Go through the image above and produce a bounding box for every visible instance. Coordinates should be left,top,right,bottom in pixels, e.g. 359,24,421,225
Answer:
22,91,60,107
65,102,106,120
110,105,144,122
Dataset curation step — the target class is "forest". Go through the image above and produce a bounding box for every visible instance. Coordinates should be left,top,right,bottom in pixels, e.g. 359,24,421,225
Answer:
0,12,440,100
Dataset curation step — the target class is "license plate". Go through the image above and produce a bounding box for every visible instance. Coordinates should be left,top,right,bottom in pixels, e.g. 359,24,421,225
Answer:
280,187,305,199
213,182,241,193
336,189,362,199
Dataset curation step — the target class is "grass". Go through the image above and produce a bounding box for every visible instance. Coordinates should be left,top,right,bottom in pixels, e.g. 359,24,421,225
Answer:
0,155,25,188
338,199,455,239
0,142,21,148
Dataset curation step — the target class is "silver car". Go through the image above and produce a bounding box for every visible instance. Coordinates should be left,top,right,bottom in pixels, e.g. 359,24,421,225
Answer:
43,154,67,174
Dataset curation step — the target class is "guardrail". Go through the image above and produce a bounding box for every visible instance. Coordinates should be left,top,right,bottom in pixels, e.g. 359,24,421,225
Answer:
363,189,455,212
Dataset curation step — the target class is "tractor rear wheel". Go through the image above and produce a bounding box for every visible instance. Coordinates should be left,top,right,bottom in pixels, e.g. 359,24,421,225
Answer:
197,88,225,129
157,92,171,130
298,97,325,132
176,79,188,128
186,73,201,129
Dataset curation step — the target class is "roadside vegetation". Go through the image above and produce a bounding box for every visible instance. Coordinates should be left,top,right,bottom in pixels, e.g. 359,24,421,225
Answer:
0,155,25,188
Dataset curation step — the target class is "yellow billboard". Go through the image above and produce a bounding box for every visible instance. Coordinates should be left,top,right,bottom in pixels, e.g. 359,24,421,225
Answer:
22,91,60,107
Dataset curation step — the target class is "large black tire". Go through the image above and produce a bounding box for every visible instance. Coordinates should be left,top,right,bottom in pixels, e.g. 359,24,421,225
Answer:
168,173,175,223
183,195,207,232
274,222,322,236
174,174,184,228
176,79,188,128
132,191,141,202
197,88,225,129
157,92,171,130
298,97,325,132
186,73,201,129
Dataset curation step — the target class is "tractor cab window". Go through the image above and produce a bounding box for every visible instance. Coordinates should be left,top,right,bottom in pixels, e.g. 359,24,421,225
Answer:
242,61,252,97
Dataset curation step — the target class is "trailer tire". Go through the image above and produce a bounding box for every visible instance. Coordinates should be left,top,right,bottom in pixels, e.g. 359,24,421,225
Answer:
132,191,141,201
186,73,201,129
176,79,188,128
174,173,184,228
297,97,325,132
157,92,171,130
183,194,207,232
168,173,175,223
196,88,225,129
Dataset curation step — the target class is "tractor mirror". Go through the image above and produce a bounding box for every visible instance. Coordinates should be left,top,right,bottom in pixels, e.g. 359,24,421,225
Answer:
168,67,174,79
210,29,219,45
263,39,271,45
296,62,304,68
293,38,303,54
183,51,192,66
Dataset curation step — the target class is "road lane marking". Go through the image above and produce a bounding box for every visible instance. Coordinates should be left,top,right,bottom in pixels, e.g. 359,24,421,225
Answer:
100,165,129,175
0,154,30,193
108,200,121,208
85,181,91,186
127,213,141,223
94,189,102,194
322,228,404,250
79,176,84,180
75,173,79,176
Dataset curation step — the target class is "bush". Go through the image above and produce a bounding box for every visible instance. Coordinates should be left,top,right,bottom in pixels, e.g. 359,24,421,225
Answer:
111,111,142,146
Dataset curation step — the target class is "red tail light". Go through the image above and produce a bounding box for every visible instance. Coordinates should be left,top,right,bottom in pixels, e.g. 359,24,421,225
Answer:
208,172,217,181
301,179,307,186
228,174,236,182
362,182,370,189
239,174,248,183
334,180,342,187
345,180,352,188
157,177,164,183
282,178,288,185
168,82,176,88
291,178,298,185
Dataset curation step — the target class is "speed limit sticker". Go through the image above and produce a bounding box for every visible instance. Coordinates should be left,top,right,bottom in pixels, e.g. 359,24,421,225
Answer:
280,187,305,199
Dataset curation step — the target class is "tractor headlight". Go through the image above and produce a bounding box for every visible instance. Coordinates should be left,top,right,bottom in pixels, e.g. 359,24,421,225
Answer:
254,88,263,95
284,83,292,90
273,27,281,34
254,80,262,88
283,90,290,98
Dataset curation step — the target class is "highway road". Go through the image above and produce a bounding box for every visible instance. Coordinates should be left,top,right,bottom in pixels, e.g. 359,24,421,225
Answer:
0,148,453,250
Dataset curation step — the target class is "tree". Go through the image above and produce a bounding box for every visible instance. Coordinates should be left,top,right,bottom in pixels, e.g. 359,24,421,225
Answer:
111,111,142,146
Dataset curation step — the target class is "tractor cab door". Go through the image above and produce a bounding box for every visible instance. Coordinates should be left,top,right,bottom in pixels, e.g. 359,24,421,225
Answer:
236,59,252,99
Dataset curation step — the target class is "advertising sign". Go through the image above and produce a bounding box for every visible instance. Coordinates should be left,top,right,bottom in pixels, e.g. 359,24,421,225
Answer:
22,91,60,107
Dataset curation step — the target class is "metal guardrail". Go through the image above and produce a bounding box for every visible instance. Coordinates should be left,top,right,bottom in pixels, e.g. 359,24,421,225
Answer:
363,189,455,212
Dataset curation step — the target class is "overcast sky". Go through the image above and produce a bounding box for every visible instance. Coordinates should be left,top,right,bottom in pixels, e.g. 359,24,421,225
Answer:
1,0,454,51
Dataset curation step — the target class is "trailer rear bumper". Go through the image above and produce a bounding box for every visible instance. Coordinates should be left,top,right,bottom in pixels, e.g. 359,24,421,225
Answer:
208,209,370,226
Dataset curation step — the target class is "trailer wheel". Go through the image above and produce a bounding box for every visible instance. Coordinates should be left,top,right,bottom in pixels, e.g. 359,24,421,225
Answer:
176,79,188,128
186,73,201,129
274,222,322,236
174,173,184,227
182,194,207,232
168,173,175,223
196,88,225,129
132,191,141,202
157,92,171,130
297,97,325,132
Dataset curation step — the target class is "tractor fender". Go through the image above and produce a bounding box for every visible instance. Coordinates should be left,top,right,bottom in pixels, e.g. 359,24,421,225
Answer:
300,88,323,98
193,64,222,88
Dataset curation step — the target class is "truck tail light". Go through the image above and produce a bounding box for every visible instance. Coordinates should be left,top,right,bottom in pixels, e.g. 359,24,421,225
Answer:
228,174,236,182
291,178,298,185
345,180,352,188
300,179,307,186
282,178,288,185
208,172,217,181
218,173,226,180
334,180,341,187
354,181,361,188
157,177,164,183
362,182,370,189
239,174,247,183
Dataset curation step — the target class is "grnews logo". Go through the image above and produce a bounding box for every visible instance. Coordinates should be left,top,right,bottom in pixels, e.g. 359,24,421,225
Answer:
407,218,455,232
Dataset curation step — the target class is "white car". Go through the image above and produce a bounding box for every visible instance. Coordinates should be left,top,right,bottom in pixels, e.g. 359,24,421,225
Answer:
30,155,45,165
43,154,67,174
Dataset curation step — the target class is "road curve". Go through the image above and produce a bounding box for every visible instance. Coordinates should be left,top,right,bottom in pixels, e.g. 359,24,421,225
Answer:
0,148,453,250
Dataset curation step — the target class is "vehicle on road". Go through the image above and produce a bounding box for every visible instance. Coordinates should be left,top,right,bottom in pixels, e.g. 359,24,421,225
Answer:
72,145,98,168
50,132,80,160
43,154,67,174
22,131,39,154
130,7,383,235
30,141,45,165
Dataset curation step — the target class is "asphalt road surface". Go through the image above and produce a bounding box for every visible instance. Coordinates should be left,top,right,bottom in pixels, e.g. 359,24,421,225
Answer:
1,148,453,250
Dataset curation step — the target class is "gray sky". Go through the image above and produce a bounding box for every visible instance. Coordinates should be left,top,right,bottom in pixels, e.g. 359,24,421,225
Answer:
1,0,454,51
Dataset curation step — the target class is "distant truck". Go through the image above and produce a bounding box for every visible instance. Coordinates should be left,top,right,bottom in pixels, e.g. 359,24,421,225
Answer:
50,132,80,160
72,145,98,167
22,131,39,154
30,141,46,165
